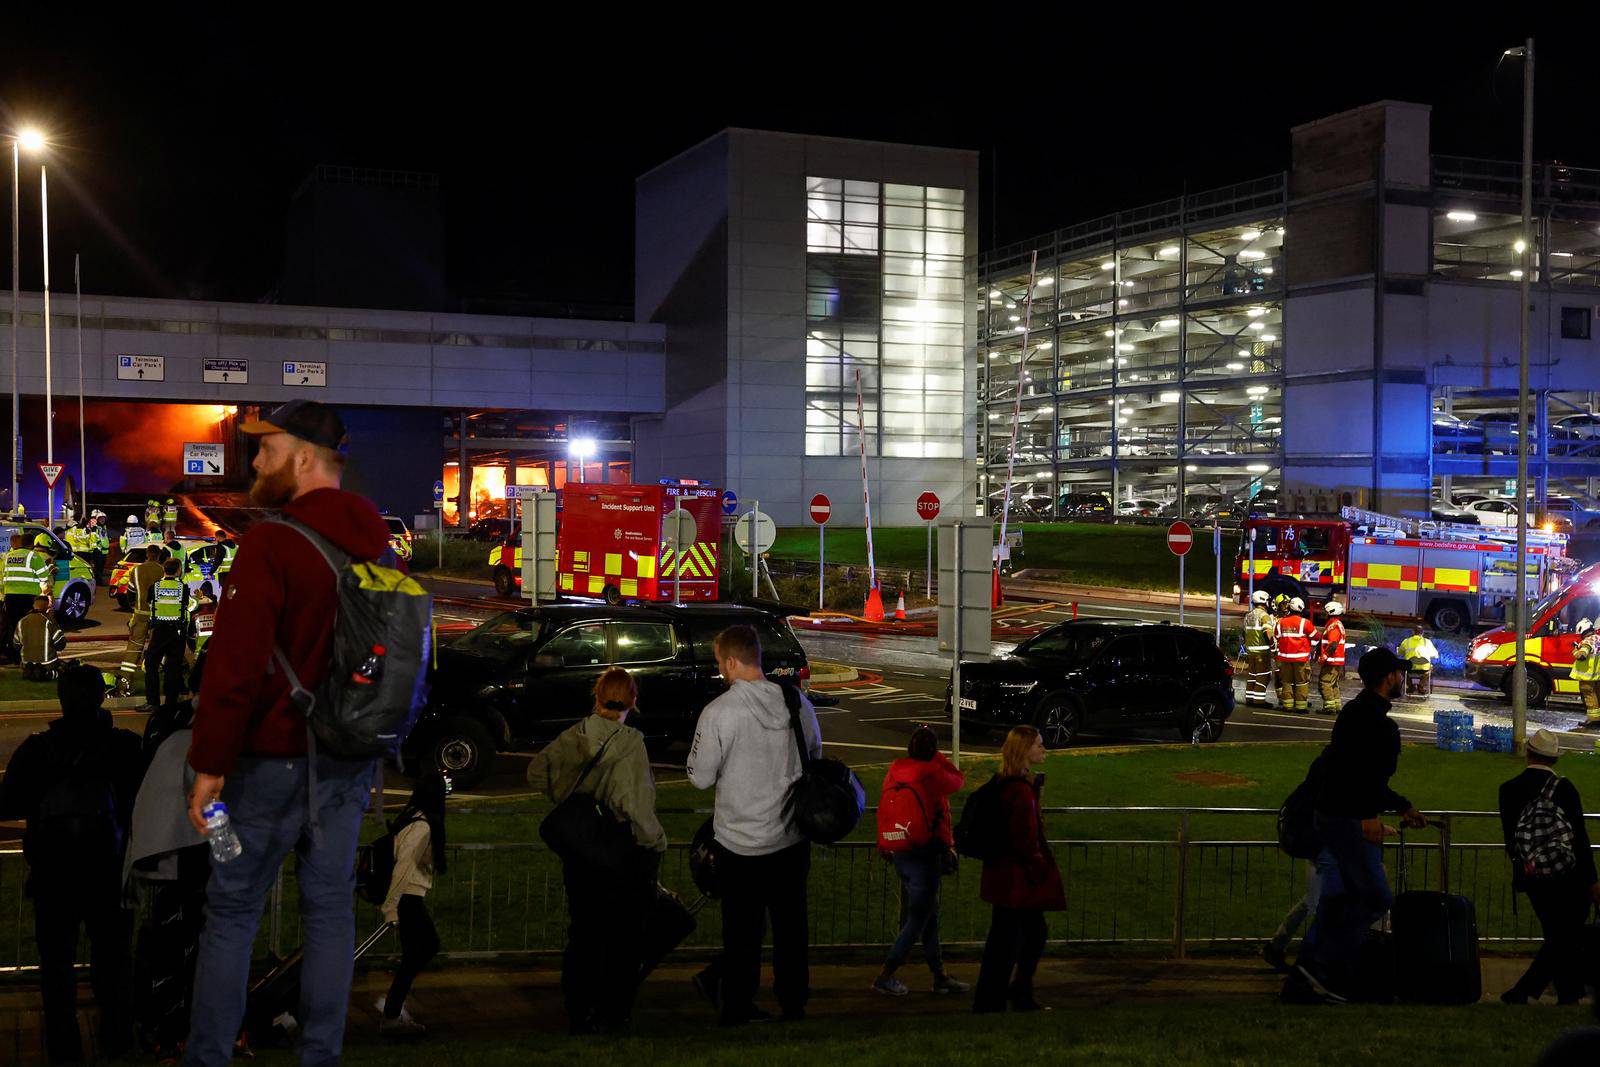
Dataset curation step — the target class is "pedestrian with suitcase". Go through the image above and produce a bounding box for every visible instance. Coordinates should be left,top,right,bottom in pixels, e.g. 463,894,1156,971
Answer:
972,725,1065,1014
873,725,970,998
1498,728,1600,1005
528,666,666,1035
375,773,449,1036
1293,647,1427,1004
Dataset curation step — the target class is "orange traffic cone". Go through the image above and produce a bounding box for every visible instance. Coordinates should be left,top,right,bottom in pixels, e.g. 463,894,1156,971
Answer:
991,566,1003,608
894,589,907,621
864,584,885,622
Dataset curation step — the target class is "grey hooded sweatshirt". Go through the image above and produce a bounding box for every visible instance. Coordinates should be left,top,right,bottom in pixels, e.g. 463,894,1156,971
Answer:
687,679,821,857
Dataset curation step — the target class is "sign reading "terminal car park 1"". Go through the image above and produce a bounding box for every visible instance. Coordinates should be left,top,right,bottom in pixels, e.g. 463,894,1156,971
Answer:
117,354,165,382
283,360,326,387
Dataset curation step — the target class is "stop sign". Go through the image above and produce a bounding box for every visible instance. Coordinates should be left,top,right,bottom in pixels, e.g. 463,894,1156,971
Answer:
916,491,941,521
1167,521,1194,556
809,494,831,525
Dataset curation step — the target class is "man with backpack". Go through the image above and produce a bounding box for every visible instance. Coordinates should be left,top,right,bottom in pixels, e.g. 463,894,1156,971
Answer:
0,663,142,1062
184,400,399,1067
686,624,821,1026
1498,728,1600,1004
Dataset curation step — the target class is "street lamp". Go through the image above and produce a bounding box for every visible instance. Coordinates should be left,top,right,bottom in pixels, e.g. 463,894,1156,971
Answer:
1506,40,1534,755
10,126,45,515
568,437,596,485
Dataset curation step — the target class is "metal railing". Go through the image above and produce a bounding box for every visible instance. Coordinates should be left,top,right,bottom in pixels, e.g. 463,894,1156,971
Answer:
2,806,1590,974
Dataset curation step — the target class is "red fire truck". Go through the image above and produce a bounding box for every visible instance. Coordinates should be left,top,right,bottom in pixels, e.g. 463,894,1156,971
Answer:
488,482,724,604
1231,506,1573,633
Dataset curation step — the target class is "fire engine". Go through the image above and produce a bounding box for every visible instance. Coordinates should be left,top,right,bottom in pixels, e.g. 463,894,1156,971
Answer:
1231,506,1573,633
1466,560,1600,707
488,482,724,604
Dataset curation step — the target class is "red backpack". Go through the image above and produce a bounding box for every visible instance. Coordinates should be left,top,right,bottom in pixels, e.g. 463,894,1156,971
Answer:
877,780,934,853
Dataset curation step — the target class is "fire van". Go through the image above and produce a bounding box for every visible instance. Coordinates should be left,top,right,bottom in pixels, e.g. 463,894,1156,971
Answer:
1231,505,1572,633
488,482,724,604
1466,561,1600,706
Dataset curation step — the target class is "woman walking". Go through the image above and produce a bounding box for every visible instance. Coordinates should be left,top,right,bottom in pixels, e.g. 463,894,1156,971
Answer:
972,725,1065,1013
378,773,448,1036
873,725,969,997
528,666,667,1034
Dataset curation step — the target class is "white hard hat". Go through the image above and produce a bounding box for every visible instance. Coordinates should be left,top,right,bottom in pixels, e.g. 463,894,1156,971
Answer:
126,514,139,524
1289,597,1306,613
1578,617,1594,636
1252,590,1269,605
1325,601,1344,616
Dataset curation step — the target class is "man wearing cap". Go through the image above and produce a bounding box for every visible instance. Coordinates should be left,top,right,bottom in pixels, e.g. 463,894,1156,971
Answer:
184,401,392,1067
1291,646,1427,1004
1497,729,1600,1005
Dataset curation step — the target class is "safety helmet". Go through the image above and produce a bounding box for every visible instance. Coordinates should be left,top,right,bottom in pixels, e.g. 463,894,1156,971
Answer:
1271,593,1289,612
32,533,52,549
166,497,175,504
1289,597,1306,613
1251,590,1270,606
1578,617,1594,636
126,514,139,524
1325,601,1345,617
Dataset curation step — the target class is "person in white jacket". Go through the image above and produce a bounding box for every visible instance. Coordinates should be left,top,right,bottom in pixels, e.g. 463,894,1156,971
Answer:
377,773,447,1037
686,624,821,1026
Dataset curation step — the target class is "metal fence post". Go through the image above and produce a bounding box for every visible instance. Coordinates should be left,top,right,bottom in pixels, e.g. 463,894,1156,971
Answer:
1437,813,1452,894
1172,810,1190,960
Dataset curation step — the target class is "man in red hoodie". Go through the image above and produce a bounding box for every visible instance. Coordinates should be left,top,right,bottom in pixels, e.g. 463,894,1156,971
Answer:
183,401,392,1067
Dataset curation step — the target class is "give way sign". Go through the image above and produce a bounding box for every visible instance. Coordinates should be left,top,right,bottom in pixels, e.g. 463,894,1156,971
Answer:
1167,521,1194,557
38,463,64,489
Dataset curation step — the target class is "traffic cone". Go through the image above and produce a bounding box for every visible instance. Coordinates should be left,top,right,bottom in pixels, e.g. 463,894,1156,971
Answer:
894,589,907,621
991,566,1004,608
864,584,885,622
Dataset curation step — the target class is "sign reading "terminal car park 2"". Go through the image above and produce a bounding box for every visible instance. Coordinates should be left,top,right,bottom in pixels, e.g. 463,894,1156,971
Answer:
117,354,165,382
283,360,326,387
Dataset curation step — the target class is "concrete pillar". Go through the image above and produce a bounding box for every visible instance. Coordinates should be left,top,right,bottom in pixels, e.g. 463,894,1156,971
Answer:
457,410,471,529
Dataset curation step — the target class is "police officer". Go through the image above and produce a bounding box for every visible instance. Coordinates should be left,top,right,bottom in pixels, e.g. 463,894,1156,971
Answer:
1569,618,1600,730
1274,596,1316,713
15,594,65,680
0,532,32,662
119,546,167,695
1317,601,1348,714
65,521,94,568
163,533,186,571
90,514,110,585
120,513,149,555
211,533,237,588
143,498,160,531
1242,590,1275,707
162,498,178,539
143,558,188,711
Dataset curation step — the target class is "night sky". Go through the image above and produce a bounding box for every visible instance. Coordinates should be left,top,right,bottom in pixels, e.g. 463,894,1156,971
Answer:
0,19,1577,314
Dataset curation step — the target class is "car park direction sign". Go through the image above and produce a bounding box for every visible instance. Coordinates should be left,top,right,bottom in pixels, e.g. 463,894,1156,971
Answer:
183,442,224,476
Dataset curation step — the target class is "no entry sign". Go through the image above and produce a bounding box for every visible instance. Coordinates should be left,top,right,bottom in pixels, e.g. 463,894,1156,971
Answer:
809,494,831,525
1167,521,1194,556
916,491,941,521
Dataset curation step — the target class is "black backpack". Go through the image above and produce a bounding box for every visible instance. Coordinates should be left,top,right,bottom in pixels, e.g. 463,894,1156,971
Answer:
356,825,400,906
954,774,1010,861
780,684,865,844
29,736,121,865
1277,752,1328,860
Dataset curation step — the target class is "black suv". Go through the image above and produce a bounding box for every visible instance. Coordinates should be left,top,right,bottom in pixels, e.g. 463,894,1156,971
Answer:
404,602,810,786
953,620,1234,748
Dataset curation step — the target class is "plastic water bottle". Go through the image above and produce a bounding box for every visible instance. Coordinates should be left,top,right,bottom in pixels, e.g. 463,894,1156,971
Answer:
203,801,243,863
351,644,386,686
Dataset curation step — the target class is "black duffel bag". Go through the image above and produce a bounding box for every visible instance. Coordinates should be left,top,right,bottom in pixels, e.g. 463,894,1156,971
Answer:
539,731,640,872
779,683,865,844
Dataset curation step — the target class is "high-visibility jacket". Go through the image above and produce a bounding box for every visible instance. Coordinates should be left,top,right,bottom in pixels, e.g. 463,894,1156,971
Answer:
16,610,64,665
190,606,216,652
131,560,165,614
2,548,51,596
162,503,178,525
144,505,160,527
1274,614,1315,662
65,526,93,553
165,542,186,569
1242,607,1274,653
121,525,148,551
92,527,109,552
1320,619,1347,665
1399,634,1439,671
1572,633,1600,683
151,577,187,624
216,543,236,581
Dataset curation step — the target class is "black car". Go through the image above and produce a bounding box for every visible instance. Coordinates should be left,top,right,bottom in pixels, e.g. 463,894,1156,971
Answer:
403,602,810,786
953,621,1235,748
1059,492,1112,520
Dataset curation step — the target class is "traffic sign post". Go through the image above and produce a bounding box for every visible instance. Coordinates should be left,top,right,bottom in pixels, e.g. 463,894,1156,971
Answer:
735,504,776,599
917,491,941,600
721,490,738,516
1213,521,1223,643
1167,521,1194,625
665,506,697,607
810,493,831,611
433,480,446,567
38,462,63,489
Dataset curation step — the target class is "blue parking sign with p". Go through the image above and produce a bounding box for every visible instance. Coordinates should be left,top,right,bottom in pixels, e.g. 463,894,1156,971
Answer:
119,356,131,367
186,460,204,474
284,361,295,373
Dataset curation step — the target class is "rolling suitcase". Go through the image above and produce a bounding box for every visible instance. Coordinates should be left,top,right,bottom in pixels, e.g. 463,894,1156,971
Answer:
243,922,395,1045
637,884,706,981
1390,875,1481,1005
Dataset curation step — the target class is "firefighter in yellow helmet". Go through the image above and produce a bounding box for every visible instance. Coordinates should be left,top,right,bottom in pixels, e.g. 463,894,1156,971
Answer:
1241,589,1275,707
1570,617,1600,729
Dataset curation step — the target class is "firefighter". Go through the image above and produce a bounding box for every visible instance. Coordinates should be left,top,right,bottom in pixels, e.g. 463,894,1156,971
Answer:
1273,596,1315,713
119,545,167,696
143,558,188,710
162,497,179,539
144,498,161,530
1317,601,1348,714
1570,617,1600,730
15,594,64,680
1398,624,1439,698
1241,590,1275,707
186,582,217,694
120,513,149,554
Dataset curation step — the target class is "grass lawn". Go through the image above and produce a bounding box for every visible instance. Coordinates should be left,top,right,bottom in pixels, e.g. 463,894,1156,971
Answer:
770,522,1229,592
0,676,65,702
266,1000,1591,1067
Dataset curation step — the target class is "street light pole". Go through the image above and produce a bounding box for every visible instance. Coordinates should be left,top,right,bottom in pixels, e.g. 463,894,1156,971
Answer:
40,163,52,526
10,140,18,515
75,253,84,522
1510,38,1534,755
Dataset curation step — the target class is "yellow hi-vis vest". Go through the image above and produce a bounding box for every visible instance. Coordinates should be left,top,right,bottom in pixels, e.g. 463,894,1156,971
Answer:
1399,634,1438,671
1243,607,1273,652
1573,633,1600,683
152,578,186,623
3,548,49,596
